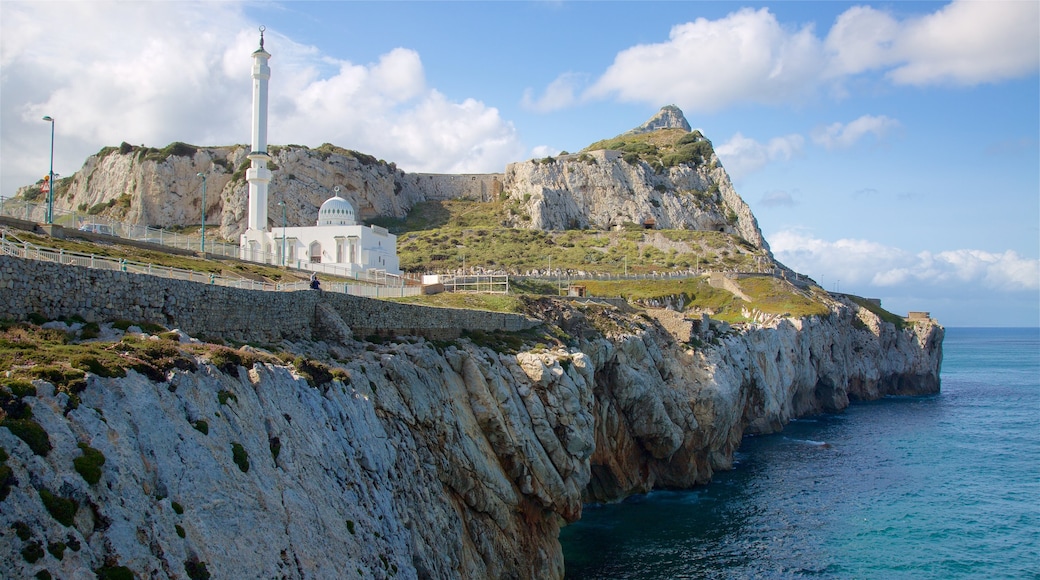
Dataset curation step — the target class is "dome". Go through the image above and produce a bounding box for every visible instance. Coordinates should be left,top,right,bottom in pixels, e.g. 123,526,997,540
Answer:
316,195,357,226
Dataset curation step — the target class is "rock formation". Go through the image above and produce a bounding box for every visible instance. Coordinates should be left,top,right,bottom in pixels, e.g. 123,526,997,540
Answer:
0,294,942,578
624,104,693,134
14,107,767,251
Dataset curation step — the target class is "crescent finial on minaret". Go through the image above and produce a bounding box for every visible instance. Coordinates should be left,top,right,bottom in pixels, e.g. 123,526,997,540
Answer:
259,25,266,49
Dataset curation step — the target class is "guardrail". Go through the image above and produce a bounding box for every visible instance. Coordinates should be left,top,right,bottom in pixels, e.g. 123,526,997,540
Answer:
0,229,421,297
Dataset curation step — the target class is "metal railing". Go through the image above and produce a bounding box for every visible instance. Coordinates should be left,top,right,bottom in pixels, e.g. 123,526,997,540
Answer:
0,229,421,297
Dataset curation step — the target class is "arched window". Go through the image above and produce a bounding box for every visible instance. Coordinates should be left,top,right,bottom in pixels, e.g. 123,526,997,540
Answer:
309,241,322,263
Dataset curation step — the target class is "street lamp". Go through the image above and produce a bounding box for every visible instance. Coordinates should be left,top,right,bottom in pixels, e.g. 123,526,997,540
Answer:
277,201,286,266
42,116,55,224
196,172,207,253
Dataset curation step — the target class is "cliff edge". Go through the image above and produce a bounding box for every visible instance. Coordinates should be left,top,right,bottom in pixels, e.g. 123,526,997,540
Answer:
0,289,941,578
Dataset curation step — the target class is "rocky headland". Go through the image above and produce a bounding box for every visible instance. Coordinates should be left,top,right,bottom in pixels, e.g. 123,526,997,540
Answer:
2,107,943,578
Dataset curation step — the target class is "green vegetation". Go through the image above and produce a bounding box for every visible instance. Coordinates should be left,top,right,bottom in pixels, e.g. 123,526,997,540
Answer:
172,501,184,514
0,447,14,500
192,420,209,435
848,296,907,330
7,230,300,283
380,200,763,274
39,488,78,526
13,520,32,541
185,557,212,580
95,565,135,580
21,540,44,563
583,128,714,170
176,524,186,538
575,275,830,323
388,292,524,313
231,442,249,473
48,540,66,560
2,418,51,456
217,389,237,406
73,442,106,484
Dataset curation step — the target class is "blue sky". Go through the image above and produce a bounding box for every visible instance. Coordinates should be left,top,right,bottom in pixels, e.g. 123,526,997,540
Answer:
1,1,1037,326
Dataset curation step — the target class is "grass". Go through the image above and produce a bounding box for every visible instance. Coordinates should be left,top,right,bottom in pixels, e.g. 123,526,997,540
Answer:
582,128,715,170
573,275,832,323
73,442,106,484
388,292,524,313
848,295,907,330
6,230,309,284
395,219,765,275
0,320,279,395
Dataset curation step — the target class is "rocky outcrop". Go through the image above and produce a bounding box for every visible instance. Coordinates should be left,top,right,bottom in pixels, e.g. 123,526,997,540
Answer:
624,104,692,135
0,297,942,578
502,147,768,250
16,108,767,251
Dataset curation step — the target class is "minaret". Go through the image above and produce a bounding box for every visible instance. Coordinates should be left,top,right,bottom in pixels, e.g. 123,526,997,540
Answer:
246,26,272,232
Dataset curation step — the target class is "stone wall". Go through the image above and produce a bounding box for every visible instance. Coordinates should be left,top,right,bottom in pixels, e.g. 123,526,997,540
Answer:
0,255,539,343
398,173,504,202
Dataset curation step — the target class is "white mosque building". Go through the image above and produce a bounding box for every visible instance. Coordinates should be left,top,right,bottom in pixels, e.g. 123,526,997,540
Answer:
238,27,400,277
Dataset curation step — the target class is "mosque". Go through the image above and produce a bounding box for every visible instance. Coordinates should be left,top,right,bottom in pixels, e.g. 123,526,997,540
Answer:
238,28,400,276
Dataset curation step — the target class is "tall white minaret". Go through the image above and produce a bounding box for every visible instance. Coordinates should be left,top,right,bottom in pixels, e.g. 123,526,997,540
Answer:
246,26,272,232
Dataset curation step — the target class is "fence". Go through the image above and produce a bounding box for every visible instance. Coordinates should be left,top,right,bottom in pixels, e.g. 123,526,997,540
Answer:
439,274,509,294
0,229,421,297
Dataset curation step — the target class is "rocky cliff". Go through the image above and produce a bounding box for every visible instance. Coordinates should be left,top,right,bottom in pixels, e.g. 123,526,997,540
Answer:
14,107,767,251
0,295,942,578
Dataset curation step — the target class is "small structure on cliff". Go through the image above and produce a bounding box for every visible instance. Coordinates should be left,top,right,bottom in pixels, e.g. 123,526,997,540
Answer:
238,28,399,275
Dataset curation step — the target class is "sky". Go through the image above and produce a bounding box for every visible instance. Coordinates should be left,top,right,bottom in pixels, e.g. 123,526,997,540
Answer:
1,1,1037,327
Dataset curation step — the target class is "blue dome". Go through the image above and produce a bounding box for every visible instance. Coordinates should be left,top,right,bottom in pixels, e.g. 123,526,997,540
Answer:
316,195,357,226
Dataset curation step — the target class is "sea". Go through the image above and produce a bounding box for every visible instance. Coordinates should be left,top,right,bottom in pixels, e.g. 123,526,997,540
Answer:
560,327,1040,579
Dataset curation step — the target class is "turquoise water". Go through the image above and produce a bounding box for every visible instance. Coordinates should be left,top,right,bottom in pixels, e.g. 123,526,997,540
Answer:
561,327,1040,578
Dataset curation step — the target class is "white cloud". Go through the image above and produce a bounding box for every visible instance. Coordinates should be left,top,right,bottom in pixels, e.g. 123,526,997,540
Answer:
543,1,1039,113
715,132,804,181
811,115,900,149
530,145,562,159
888,0,1040,86
771,230,1040,292
823,6,900,77
759,190,796,208
584,8,824,112
0,1,524,195
521,73,585,113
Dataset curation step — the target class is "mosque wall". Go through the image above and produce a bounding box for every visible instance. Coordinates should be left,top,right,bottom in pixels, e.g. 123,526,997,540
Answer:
0,255,537,343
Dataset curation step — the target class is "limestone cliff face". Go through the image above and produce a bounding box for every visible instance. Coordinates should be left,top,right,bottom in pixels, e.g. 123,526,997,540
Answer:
503,148,767,250
18,109,766,251
1,300,941,578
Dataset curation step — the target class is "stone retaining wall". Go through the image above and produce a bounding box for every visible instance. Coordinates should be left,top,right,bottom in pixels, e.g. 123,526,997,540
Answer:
0,255,540,344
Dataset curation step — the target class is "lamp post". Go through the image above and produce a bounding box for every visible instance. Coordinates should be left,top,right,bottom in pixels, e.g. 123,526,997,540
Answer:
196,172,207,253
42,116,55,224
277,201,286,266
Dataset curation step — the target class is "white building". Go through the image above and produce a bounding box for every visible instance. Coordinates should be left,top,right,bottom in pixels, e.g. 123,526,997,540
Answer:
238,27,400,277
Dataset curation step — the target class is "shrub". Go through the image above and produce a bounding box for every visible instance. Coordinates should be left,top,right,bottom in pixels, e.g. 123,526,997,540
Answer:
172,501,184,515
73,442,106,485
217,390,237,406
269,437,281,462
192,420,209,435
0,463,14,500
231,443,249,473
2,418,52,456
185,557,211,580
176,524,186,538
39,488,77,526
48,541,66,560
13,520,32,541
21,540,44,563
95,565,134,580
